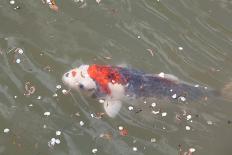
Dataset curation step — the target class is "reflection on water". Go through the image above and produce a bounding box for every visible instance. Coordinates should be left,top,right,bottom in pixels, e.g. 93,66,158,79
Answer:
0,0,232,155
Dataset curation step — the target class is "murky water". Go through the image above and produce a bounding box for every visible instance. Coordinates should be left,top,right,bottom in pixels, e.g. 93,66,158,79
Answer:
0,0,232,155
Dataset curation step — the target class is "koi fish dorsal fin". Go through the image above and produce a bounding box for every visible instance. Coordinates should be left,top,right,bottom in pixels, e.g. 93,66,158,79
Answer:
103,99,122,118
150,72,179,82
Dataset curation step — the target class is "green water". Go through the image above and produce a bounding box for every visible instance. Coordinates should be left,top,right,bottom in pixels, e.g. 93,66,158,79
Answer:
0,0,232,155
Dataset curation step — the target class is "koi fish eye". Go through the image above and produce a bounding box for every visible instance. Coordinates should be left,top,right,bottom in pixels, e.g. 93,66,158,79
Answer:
65,72,69,77
79,84,84,89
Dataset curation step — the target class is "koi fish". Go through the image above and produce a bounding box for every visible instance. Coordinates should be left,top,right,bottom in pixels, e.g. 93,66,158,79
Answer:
62,64,224,117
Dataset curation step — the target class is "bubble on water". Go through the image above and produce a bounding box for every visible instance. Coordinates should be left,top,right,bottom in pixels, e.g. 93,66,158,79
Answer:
158,72,165,78
128,106,134,111
179,96,186,102
48,138,56,147
99,99,104,103
37,96,42,100
152,110,159,115
137,35,141,39
151,102,156,107
44,112,51,116
150,138,156,143
207,120,213,125
118,126,124,130
178,46,183,50
18,48,23,54
62,89,67,94
172,94,177,99
53,93,58,97
189,148,196,153
55,139,61,144
14,95,18,99
56,85,61,89
132,146,138,152
186,115,192,120
92,148,97,153
16,58,21,63
185,126,191,131
3,128,10,133
10,0,15,5
28,104,33,107
80,121,85,126
194,84,199,87
96,0,101,4
92,148,98,153
161,112,167,117
56,130,61,136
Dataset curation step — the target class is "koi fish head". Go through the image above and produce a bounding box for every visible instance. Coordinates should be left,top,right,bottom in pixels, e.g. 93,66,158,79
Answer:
62,65,97,91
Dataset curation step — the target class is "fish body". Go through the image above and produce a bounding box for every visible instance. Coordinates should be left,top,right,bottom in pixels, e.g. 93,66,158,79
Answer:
62,64,215,117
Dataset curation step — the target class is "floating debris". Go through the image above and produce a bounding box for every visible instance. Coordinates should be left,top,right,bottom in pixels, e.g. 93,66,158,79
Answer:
79,121,85,126
194,84,199,87
24,82,36,96
45,0,59,11
100,132,112,140
44,111,51,116
137,35,141,39
75,112,80,117
161,112,167,117
28,104,33,107
146,49,154,56
3,128,10,133
56,130,61,136
150,138,156,143
14,95,18,99
92,148,98,154
132,146,138,152
128,106,134,111
43,124,47,128
185,126,191,131
103,56,112,60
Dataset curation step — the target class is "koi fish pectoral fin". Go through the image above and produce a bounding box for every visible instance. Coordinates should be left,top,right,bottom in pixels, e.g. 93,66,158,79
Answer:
103,99,122,118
